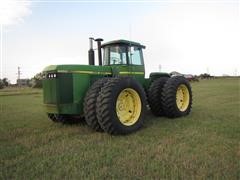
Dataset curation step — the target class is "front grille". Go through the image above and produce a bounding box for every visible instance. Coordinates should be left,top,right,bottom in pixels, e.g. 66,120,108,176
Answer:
43,72,73,104
58,73,73,103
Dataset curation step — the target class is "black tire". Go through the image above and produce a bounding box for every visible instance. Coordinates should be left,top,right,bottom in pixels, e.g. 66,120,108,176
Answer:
56,114,71,124
47,113,59,122
47,113,70,123
60,115,84,124
161,76,192,118
84,78,110,131
96,77,147,135
148,77,169,116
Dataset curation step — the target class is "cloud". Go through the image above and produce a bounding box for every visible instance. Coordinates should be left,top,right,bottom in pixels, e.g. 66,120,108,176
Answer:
0,0,32,25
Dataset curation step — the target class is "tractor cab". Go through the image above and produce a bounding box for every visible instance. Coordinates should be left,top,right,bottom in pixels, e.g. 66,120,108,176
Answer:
89,39,146,82
101,40,145,66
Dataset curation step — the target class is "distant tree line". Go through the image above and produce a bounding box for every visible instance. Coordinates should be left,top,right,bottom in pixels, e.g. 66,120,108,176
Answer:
16,72,44,88
31,72,44,88
199,73,214,79
0,78,10,89
0,72,44,89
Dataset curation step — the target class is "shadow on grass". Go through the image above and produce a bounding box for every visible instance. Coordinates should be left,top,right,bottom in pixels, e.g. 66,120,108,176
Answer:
60,117,87,126
60,109,174,132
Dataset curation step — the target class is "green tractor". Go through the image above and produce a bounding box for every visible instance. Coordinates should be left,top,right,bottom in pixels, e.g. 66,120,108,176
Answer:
43,38,192,135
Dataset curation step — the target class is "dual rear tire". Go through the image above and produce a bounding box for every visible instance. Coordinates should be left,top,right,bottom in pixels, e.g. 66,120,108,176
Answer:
148,76,192,118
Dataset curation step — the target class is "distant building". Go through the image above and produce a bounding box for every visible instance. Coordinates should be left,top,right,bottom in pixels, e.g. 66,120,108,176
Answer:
17,79,30,86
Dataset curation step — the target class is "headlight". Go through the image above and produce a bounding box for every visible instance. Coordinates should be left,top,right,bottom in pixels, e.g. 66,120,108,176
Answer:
47,73,57,79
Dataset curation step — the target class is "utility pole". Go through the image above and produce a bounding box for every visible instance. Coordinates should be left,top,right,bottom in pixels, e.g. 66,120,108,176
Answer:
17,66,21,86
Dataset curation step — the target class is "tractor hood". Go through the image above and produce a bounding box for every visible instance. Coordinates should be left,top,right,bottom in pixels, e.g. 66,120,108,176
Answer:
43,64,112,75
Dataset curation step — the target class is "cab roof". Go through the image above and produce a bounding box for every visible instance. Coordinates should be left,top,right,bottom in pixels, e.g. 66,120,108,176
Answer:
101,39,146,49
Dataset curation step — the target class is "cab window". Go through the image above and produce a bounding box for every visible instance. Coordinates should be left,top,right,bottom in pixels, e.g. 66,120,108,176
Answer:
103,46,127,65
128,46,143,65
103,45,143,65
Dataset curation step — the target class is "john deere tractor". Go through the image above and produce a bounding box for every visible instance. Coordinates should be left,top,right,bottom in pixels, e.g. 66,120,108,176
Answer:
43,38,192,135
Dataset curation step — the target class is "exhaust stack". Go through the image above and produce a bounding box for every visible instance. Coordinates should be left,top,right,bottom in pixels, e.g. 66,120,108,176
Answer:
95,38,103,66
88,37,95,65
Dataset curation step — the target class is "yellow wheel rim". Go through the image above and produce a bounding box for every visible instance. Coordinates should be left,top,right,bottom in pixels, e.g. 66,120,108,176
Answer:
116,88,142,126
176,84,190,112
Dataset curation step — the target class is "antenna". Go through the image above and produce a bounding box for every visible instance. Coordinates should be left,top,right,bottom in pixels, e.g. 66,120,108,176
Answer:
159,64,162,72
129,24,132,41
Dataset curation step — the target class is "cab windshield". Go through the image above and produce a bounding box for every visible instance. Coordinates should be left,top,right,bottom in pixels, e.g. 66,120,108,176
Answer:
103,45,143,65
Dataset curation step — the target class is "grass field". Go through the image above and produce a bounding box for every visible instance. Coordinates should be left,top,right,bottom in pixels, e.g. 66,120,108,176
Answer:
0,78,239,179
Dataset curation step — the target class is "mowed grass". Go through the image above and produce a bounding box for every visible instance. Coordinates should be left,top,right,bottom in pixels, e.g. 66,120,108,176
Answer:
0,78,239,179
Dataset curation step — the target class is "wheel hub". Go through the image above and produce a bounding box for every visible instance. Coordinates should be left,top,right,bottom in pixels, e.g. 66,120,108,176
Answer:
176,84,190,112
116,88,142,126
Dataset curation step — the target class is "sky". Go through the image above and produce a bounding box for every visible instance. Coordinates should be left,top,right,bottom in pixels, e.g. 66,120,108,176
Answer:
0,0,239,83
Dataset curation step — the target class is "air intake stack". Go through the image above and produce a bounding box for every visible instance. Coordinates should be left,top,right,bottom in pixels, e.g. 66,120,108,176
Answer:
95,38,103,66
88,37,95,65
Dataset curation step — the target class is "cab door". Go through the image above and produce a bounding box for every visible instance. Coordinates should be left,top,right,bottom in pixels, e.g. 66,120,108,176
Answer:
103,44,145,82
106,45,130,77
127,46,145,84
